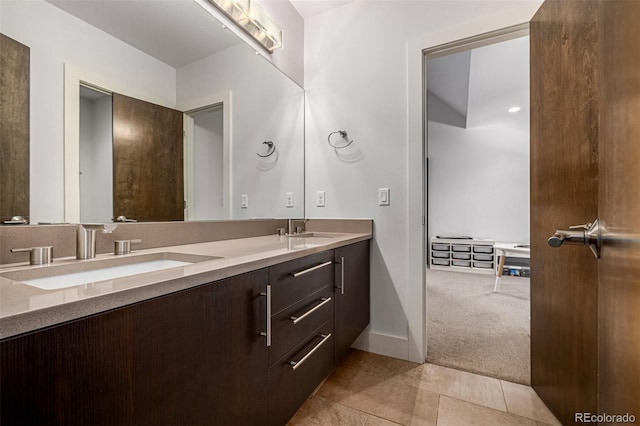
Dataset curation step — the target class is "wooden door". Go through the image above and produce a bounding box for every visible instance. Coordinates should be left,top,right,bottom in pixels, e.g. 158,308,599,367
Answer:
531,1,640,424
112,93,184,222
0,33,29,223
597,0,640,417
530,3,599,423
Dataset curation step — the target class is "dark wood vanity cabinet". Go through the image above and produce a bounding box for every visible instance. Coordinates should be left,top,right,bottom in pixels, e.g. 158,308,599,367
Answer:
0,269,270,426
268,250,336,425
0,242,371,426
334,240,371,362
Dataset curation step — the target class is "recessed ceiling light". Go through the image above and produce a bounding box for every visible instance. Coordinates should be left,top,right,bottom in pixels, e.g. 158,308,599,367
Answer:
508,106,521,113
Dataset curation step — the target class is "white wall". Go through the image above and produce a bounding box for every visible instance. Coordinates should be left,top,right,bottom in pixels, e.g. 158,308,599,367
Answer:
177,43,305,219
0,0,176,223
428,36,530,244
428,117,530,243
79,96,113,223
193,109,225,220
304,1,542,361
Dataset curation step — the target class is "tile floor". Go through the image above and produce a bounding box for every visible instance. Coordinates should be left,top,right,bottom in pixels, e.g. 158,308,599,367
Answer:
288,350,561,426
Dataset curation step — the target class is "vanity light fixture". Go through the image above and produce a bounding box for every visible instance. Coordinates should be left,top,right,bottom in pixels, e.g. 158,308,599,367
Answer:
508,106,521,113
208,0,282,52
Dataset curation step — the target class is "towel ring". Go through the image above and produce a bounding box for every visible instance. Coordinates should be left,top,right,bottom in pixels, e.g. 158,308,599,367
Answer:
256,141,276,158
327,130,354,149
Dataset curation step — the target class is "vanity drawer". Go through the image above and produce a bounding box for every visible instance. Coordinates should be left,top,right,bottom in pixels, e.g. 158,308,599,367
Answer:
268,320,334,426
270,285,334,365
269,251,335,314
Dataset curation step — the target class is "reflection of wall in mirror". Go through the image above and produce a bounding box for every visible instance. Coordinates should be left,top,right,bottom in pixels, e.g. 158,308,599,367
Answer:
192,108,225,220
0,0,176,223
177,43,305,219
79,93,113,223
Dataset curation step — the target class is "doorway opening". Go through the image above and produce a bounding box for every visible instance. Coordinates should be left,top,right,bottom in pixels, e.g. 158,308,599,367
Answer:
184,102,229,221
424,28,531,384
79,84,113,223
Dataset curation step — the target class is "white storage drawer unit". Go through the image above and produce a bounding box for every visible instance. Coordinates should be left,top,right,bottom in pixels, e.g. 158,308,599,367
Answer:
429,237,495,274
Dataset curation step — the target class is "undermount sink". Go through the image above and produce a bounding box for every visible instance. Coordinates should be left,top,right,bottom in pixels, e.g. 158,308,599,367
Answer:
1,252,221,290
288,232,335,238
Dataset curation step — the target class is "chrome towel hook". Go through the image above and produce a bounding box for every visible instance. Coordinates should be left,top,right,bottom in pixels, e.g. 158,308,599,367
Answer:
327,130,354,149
256,141,276,157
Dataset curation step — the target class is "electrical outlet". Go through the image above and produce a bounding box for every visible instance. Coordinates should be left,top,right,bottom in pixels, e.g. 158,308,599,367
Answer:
316,191,326,207
286,192,294,208
241,194,248,209
378,188,390,206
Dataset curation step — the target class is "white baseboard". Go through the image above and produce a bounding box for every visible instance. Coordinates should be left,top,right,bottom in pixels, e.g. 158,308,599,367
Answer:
351,330,409,361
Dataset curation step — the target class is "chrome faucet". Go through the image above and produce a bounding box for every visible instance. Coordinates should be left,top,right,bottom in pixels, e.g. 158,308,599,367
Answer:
77,223,117,259
287,219,308,235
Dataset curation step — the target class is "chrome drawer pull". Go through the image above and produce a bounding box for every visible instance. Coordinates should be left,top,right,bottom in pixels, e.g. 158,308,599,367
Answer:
291,261,333,278
289,333,332,371
290,297,332,324
259,285,272,347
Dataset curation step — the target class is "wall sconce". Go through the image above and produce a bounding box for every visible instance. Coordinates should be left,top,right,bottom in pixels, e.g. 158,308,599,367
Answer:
208,0,282,52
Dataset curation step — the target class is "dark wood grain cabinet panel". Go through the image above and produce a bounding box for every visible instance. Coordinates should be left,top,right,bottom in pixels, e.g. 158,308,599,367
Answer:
334,240,371,362
0,33,30,223
268,250,335,314
0,269,269,426
269,320,334,426
1,243,371,425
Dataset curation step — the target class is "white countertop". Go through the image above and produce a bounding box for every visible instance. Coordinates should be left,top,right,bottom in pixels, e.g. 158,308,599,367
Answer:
0,232,370,339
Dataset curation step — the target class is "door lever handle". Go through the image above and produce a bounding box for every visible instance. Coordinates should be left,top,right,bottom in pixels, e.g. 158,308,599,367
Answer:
548,219,601,258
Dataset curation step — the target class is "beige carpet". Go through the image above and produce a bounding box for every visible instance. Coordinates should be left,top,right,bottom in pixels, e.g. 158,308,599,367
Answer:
426,268,531,385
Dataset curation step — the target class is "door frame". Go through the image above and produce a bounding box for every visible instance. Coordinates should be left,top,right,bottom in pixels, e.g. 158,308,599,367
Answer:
405,4,541,364
180,92,232,221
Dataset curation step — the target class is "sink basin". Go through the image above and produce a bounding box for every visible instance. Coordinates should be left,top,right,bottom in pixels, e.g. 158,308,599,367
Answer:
1,252,221,290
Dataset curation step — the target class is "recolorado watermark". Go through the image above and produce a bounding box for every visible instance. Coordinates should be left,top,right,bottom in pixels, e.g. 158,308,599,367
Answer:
575,412,636,423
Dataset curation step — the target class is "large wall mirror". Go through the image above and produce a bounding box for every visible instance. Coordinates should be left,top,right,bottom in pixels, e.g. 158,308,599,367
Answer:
0,0,304,224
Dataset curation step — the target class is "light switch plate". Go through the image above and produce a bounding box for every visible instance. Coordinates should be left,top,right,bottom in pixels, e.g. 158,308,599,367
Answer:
286,192,294,208
241,194,248,209
316,191,326,207
378,188,390,206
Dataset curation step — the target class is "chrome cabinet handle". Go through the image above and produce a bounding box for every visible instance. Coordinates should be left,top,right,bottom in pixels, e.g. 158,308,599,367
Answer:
291,261,333,278
290,297,332,324
548,218,601,258
289,333,332,371
340,256,345,295
260,285,272,347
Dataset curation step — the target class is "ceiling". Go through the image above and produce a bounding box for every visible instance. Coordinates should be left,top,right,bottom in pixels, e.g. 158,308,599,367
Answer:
287,0,353,19
46,0,242,68
46,0,356,69
427,35,530,128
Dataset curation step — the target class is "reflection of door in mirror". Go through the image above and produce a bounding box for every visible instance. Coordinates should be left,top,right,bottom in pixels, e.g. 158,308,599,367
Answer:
79,85,113,223
184,105,224,221
0,33,29,224
113,93,184,222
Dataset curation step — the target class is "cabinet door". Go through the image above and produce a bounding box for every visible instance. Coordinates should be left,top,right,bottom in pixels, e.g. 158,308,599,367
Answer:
0,269,269,426
131,268,269,425
334,240,370,362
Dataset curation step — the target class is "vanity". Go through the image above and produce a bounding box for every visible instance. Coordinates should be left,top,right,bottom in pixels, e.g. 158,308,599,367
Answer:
0,229,371,425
